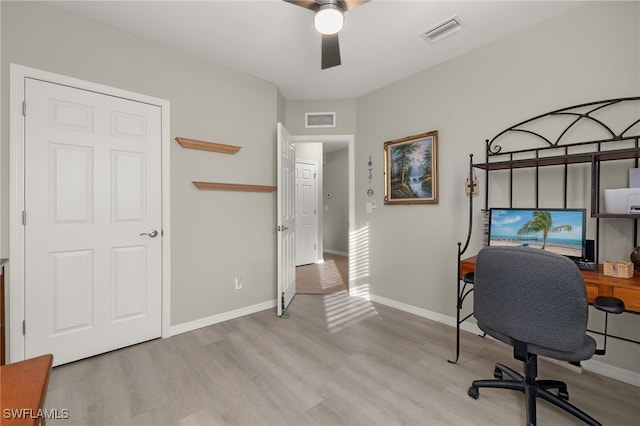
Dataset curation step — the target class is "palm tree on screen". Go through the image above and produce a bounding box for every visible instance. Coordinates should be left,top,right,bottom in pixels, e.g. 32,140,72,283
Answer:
517,211,573,249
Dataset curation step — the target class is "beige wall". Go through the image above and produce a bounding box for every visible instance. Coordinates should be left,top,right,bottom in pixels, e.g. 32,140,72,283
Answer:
285,99,356,135
1,1,280,326
354,1,639,373
323,149,349,254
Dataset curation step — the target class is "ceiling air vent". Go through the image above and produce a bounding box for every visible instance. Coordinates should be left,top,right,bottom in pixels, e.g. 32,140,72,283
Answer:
305,112,336,128
419,16,463,43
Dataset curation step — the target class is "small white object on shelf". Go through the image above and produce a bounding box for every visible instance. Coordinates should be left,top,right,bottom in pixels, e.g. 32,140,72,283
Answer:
604,188,640,214
629,168,640,188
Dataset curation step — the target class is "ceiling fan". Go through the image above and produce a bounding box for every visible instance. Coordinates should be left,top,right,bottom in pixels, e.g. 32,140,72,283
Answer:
284,0,370,70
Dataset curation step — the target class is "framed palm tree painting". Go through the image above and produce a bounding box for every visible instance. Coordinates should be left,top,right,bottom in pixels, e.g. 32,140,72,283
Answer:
384,130,438,204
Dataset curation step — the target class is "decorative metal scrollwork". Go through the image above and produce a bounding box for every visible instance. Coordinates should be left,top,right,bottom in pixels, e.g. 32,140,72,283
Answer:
486,97,640,157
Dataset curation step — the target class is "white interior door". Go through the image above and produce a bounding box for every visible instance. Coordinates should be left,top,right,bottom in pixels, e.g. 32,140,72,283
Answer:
24,78,162,365
295,161,318,266
277,123,296,316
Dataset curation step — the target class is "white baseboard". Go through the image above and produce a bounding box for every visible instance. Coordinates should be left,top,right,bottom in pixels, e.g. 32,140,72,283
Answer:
540,356,584,374
582,358,640,387
368,293,482,336
170,300,276,336
367,293,639,388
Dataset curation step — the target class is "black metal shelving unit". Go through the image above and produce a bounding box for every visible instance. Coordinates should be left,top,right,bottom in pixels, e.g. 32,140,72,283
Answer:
449,97,640,364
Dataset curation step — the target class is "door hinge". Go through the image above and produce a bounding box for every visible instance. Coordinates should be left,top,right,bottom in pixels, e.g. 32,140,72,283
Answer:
22,101,27,116
23,320,26,335
314,173,317,179
22,210,26,226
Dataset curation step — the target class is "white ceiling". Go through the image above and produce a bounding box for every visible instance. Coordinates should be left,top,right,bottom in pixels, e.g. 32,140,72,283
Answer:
51,0,585,100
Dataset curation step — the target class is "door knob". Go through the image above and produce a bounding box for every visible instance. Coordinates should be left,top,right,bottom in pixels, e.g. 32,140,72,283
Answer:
139,229,159,238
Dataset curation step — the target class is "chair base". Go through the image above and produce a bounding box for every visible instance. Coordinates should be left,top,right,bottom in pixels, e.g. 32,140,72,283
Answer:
468,358,601,426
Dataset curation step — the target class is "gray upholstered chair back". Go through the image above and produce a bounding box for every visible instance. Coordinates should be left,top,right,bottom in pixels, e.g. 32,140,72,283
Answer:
474,246,588,353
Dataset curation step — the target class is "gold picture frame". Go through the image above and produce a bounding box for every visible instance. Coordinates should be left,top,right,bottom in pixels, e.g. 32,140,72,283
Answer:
384,130,438,204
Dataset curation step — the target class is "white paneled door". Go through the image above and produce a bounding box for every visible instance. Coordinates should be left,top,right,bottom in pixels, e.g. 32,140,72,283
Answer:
24,79,162,365
276,123,296,316
295,161,318,266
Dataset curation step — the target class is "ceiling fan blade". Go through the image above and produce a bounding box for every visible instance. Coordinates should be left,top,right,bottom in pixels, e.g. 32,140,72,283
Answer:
342,0,370,11
321,33,341,70
282,0,318,11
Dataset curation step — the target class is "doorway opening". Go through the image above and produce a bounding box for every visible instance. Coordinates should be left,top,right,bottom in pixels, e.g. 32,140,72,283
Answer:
293,135,354,295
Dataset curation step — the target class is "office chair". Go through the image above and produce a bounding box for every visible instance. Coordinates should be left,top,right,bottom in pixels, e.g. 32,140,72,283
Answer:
467,246,600,426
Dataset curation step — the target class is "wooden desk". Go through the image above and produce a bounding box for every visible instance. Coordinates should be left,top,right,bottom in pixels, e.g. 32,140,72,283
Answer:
0,354,53,426
449,256,640,364
460,256,640,313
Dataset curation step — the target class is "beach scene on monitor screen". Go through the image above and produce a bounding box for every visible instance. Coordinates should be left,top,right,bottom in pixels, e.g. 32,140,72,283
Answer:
489,209,583,258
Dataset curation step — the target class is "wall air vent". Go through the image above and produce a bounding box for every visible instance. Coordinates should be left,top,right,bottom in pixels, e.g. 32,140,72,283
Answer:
305,112,336,128
419,16,463,43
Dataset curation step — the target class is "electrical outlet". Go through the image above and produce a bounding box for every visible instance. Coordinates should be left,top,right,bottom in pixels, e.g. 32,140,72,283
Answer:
235,275,243,290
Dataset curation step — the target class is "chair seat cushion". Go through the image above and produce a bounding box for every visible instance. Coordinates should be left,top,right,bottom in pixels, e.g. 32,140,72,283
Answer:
479,323,597,362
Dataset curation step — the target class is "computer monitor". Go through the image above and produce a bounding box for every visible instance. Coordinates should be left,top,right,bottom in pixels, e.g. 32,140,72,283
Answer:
487,208,586,260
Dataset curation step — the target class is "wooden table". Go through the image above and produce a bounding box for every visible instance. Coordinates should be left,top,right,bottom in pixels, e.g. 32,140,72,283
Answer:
0,354,53,426
460,256,640,313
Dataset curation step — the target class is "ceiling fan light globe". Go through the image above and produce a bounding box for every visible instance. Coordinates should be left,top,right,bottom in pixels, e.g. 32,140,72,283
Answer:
314,5,344,35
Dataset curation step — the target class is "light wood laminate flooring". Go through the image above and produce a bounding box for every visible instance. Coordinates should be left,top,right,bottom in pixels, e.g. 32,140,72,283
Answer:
45,293,639,425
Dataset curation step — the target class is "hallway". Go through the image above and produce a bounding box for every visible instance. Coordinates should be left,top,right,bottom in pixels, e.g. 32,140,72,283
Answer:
296,253,348,294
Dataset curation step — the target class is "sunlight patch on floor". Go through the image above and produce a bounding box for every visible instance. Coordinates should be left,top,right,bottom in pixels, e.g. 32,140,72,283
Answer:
318,259,345,289
321,224,376,333
323,290,378,334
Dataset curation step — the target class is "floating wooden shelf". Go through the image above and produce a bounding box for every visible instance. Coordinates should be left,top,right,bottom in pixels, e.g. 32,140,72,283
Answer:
175,137,241,154
193,181,276,193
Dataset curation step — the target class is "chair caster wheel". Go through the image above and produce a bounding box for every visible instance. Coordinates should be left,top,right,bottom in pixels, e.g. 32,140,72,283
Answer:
493,368,503,379
468,386,479,399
